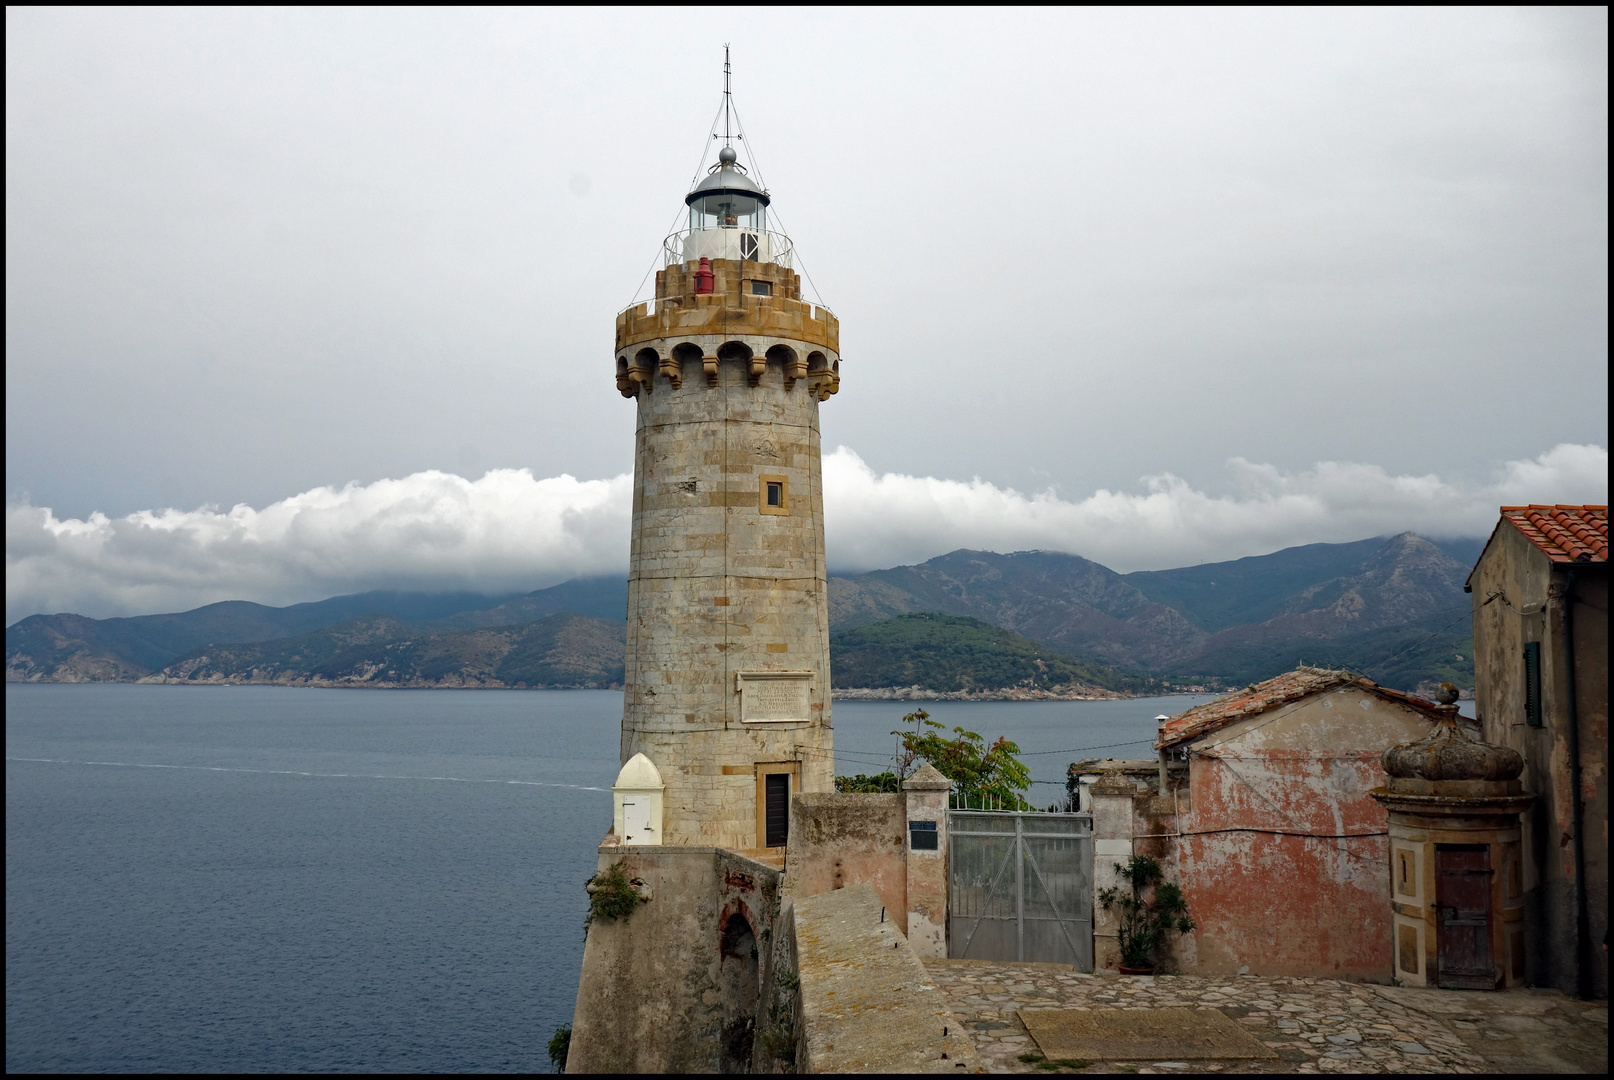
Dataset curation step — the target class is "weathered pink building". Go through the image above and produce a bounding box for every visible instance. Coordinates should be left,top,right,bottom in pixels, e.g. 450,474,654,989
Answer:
1093,668,1452,980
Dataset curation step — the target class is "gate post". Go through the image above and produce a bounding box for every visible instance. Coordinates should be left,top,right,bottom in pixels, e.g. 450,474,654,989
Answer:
902,763,952,959
1090,770,1138,971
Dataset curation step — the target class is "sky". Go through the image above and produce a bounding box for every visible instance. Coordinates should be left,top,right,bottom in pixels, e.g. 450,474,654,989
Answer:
6,8,1608,623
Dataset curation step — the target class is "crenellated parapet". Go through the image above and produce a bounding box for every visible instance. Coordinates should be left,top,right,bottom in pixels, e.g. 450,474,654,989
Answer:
614,258,840,402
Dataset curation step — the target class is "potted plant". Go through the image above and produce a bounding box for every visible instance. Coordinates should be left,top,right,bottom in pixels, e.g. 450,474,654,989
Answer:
1098,854,1193,975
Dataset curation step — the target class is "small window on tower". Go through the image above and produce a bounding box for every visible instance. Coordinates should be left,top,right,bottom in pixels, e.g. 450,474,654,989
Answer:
759,475,789,516
751,280,772,296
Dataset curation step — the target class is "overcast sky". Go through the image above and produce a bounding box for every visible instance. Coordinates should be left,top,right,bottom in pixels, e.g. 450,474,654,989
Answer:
6,8,1608,621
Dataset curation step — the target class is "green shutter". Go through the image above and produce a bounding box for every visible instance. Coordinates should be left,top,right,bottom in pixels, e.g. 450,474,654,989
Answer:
1523,641,1543,728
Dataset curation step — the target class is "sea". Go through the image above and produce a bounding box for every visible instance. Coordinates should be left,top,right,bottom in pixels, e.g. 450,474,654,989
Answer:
5,683,1220,1072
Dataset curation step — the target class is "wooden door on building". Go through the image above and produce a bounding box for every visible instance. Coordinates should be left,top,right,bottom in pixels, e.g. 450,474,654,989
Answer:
763,773,790,848
1435,844,1494,990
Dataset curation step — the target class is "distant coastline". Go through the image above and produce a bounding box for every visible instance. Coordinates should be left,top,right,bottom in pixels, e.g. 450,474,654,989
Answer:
9,677,1168,701
831,685,1134,702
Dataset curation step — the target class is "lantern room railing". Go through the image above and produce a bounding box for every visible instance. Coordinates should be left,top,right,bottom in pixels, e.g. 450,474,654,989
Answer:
662,228,794,270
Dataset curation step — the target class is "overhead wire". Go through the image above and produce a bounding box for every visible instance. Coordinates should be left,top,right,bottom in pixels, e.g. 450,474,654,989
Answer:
727,100,832,312
1483,590,1546,616
800,732,1165,791
1353,597,1475,683
625,98,727,307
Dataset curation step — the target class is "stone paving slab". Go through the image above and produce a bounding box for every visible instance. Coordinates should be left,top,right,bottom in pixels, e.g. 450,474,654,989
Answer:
921,959,1609,1074
1020,1007,1278,1061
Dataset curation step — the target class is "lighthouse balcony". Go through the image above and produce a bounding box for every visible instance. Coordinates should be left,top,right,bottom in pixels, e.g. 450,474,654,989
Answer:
665,227,793,270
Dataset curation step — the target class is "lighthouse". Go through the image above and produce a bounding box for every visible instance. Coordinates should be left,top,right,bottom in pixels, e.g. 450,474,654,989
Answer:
611,63,840,852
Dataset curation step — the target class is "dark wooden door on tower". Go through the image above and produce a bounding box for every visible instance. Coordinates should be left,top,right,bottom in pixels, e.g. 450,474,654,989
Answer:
1435,844,1494,989
764,773,790,848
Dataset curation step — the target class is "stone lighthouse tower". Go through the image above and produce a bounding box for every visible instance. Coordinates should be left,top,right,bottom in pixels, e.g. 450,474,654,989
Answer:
611,76,840,851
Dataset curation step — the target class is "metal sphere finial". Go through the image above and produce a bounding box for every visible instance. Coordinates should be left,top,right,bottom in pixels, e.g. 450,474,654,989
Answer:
718,146,737,165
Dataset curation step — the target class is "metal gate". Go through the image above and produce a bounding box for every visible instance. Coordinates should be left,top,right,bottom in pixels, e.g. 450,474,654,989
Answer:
948,811,1093,970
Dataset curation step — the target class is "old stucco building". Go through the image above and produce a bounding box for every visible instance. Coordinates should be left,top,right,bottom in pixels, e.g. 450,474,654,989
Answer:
1091,667,1454,981
1466,504,1607,999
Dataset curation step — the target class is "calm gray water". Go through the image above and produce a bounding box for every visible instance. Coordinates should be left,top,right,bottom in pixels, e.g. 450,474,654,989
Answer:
5,684,1231,1071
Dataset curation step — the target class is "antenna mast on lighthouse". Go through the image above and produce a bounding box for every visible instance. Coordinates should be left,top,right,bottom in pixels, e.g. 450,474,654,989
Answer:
718,44,738,153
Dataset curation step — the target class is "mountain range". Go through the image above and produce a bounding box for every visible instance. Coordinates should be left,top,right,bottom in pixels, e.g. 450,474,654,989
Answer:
6,532,1482,693
828,532,1481,691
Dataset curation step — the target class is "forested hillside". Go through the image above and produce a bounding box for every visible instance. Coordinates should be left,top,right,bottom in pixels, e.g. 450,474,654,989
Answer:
830,614,1160,696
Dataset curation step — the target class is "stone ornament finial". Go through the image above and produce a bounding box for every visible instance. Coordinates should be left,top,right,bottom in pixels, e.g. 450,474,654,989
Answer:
901,762,952,792
1382,708,1522,783
1090,769,1137,796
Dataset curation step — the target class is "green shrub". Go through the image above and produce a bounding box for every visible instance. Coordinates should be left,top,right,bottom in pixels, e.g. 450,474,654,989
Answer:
547,1024,571,1072
1097,855,1194,970
584,861,645,928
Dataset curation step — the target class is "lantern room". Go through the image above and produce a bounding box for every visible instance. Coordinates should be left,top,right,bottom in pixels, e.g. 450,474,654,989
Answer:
686,146,768,231
679,146,785,266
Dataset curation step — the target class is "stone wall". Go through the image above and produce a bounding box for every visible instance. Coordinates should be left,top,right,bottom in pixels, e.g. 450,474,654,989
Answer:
752,897,804,1072
567,845,783,1073
791,884,980,1073
785,765,954,961
787,792,906,918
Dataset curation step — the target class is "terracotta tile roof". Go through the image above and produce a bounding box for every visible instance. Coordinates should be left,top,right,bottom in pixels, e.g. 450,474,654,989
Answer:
1155,665,1442,750
1500,505,1607,564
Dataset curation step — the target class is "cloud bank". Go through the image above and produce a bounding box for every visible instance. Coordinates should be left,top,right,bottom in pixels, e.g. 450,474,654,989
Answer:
7,444,1605,625
822,443,1608,573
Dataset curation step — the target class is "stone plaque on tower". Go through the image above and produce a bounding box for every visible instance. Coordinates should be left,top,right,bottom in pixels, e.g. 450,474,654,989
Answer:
736,671,814,723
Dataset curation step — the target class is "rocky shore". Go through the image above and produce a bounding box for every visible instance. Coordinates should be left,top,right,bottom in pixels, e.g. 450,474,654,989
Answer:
133,672,621,690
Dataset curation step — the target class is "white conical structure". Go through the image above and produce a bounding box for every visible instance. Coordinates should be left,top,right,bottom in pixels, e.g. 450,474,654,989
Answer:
612,752,665,846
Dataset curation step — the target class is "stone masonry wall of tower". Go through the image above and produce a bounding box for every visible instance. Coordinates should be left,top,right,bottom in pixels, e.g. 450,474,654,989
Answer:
614,255,841,850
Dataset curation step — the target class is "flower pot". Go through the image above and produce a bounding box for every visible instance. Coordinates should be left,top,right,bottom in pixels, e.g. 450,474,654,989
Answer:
1117,964,1156,976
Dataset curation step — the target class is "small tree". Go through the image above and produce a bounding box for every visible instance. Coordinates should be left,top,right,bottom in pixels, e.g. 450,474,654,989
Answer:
547,1024,571,1072
1097,855,1193,971
893,708,1033,809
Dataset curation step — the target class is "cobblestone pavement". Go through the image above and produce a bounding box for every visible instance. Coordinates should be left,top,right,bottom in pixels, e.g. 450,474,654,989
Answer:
923,959,1608,1074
